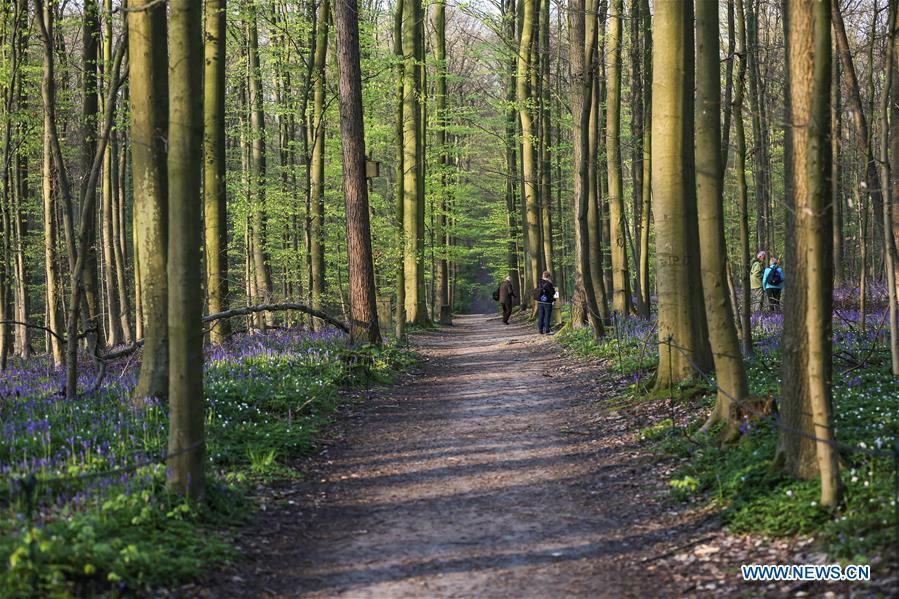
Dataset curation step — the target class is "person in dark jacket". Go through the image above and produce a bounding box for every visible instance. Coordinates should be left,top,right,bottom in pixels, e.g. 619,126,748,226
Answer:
535,271,556,335
498,275,516,324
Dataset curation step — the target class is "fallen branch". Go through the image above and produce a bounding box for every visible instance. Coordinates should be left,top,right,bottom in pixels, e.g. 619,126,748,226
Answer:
0,320,65,343
202,303,349,334
98,303,347,363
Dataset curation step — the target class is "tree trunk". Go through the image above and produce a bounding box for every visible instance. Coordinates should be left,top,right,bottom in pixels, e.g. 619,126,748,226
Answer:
652,0,713,387
81,0,103,342
504,0,522,303
831,47,843,287
310,0,330,331
778,0,842,509
606,0,631,315
37,1,64,366
587,8,610,323
433,0,451,321
204,0,230,345
12,127,28,358
880,0,899,375
101,0,123,347
889,0,899,375
247,7,274,328
402,0,428,324
696,0,749,441
167,0,205,499
571,0,605,336
128,0,168,400
734,0,753,355
746,0,771,252
630,0,643,316
637,0,652,318
538,0,553,276
393,0,406,338
518,0,541,296
721,0,735,169
334,0,382,345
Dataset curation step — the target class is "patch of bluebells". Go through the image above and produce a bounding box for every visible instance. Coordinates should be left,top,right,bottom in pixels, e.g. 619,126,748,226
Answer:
0,327,347,512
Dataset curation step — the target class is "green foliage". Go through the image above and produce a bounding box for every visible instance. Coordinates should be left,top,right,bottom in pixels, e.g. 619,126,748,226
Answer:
555,311,899,563
0,335,416,596
651,343,899,563
0,473,242,597
556,318,658,376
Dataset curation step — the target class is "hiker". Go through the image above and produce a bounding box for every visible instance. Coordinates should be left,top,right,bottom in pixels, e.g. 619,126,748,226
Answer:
763,256,784,311
750,250,767,311
495,275,516,324
535,271,556,335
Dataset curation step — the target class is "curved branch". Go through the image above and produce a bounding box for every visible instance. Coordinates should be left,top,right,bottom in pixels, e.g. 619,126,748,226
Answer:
0,320,65,343
98,303,348,363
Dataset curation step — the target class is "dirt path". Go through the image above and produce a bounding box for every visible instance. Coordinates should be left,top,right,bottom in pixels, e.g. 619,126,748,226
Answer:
195,314,863,598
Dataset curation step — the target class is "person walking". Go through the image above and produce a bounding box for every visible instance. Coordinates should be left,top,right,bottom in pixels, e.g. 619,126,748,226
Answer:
535,271,556,335
763,256,784,311
750,251,767,312
497,275,516,324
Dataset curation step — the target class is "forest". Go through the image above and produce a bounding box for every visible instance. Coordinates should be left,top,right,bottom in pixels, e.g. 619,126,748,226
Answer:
0,0,898,595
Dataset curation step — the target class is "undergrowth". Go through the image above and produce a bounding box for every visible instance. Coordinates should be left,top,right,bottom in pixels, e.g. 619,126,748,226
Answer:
0,331,416,597
556,308,898,565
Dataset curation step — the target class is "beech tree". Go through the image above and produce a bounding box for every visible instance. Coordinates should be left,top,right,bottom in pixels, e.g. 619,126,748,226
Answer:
695,0,748,440
204,0,229,345
334,0,381,345
651,0,712,387
778,0,842,508
128,0,169,400
167,0,205,498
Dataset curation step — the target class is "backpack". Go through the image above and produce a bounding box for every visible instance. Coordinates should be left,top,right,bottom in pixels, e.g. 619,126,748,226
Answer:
492,287,500,301
533,284,549,303
766,267,782,287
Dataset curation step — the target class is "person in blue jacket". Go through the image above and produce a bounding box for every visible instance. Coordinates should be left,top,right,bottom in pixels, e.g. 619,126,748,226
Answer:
763,257,784,311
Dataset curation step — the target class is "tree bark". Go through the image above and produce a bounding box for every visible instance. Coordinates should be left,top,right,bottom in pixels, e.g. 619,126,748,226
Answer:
696,0,749,440
310,0,330,331
81,0,103,341
402,0,428,324
652,0,713,387
517,0,541,296
128,0,168,400
832,48,843,287
247,6,275,328
606,0,631,315
734,0,752,355
881,0,899,375
433,0,451,321
204,0,230,345
36,1,64,366
167,0,206,499
101,0,123,347
637,0,652,318
778,0,842,508
334,0,382,345
393,0,406,338
571,0,605,336
889,0,899,375
538,0,553,276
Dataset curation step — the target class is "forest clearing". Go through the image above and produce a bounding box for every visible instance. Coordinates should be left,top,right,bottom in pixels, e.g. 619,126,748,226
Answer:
0,0,898,596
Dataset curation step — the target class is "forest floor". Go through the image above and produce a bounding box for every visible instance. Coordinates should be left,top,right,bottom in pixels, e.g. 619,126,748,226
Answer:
191,313,876,598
